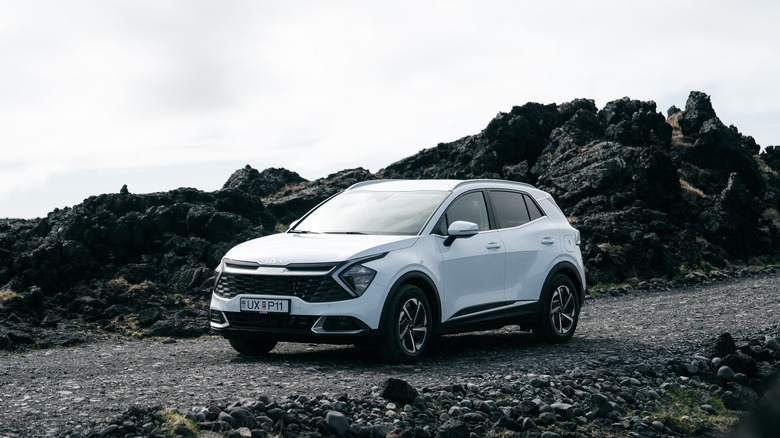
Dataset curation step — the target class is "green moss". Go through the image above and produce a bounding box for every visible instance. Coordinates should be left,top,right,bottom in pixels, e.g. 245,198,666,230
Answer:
160,408,200,436
655,387,737,435
588,282,632,297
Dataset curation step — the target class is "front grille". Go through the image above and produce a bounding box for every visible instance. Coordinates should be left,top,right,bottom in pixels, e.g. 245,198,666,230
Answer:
223,311,317,332
214,272,353,302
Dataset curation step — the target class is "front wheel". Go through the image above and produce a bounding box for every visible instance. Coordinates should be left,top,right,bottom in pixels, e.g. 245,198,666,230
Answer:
377,284,433,364
532,274,580,343
228,338,278,356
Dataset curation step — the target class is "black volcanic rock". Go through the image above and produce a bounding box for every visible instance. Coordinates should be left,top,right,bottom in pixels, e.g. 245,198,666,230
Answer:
2,90,780,348
223,165,306,198
677,90,718,136
382,91,780,283
760,145,780,173
0,186,275,347
379,102,566,182
262,168,375,226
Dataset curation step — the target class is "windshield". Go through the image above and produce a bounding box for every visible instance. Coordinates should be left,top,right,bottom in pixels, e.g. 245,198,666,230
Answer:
291,190,450,235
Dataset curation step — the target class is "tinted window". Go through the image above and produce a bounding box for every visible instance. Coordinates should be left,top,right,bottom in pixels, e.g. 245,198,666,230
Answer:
438,191,490,233
524,194,545,221
490,190,530,229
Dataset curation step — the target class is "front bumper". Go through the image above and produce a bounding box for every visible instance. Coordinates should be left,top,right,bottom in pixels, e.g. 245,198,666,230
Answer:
209,308,378,344
209,256,392,344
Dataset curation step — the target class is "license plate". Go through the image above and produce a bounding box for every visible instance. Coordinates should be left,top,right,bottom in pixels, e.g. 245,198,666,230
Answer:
239,298,290,314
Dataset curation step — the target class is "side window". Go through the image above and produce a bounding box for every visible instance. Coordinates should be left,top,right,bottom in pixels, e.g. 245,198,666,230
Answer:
490,190,530,229
437,191,490,233
524,194,545,221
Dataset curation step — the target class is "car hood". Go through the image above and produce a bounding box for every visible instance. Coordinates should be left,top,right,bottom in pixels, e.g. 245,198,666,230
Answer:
223,233,419,265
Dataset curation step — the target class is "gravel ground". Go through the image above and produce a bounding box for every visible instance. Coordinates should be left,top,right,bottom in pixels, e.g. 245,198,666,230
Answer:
1,273,779,437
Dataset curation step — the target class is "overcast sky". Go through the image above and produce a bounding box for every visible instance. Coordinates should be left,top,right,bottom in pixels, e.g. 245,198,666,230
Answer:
2,1,779,219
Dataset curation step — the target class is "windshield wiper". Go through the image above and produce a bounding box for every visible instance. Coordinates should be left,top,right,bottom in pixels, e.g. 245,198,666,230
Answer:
288,230,321,234
324,231,367,235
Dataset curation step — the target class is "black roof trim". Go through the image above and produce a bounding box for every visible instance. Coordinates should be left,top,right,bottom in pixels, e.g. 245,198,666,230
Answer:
453,179,537,190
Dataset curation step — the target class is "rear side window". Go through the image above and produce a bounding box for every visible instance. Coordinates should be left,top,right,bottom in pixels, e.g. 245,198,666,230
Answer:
490,191,530,228
490,190,546,229
524,194,545,221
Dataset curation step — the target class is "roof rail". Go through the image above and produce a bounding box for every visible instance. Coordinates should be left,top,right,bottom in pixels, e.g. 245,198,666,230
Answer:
347,178,538,191
346,179,401,190
453,179,537,190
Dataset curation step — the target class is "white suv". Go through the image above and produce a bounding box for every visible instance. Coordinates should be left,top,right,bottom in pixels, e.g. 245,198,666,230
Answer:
210,179,585,363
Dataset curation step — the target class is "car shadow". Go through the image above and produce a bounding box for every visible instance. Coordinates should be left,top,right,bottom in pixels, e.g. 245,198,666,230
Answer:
225,327,650,368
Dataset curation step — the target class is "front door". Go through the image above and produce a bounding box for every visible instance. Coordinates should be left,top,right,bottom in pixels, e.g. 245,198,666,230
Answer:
435,191,506,321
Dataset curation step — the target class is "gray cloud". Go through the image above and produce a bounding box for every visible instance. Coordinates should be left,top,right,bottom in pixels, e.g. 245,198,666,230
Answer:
1,0,779,218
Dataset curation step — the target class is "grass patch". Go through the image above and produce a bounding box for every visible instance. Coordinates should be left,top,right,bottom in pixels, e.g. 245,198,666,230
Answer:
588,276,641,296
679,178,706,198
596,242,621,252
761,208,780,231
106,277,155,292
159,408,200,437
588,283,629,297
122,316,144,339
0,289,20,305
655,387,737,435
558,423,631,437
755,155,778,178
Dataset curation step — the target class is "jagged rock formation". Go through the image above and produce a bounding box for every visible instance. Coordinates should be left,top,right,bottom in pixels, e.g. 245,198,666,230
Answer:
0,187,276,348
380,91,780,283
1,91,779,349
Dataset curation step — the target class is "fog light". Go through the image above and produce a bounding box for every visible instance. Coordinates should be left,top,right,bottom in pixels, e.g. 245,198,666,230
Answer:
322,316,368,331
210,309,227,324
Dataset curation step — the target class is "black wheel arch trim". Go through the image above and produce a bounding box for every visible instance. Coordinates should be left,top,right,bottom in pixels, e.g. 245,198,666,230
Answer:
544,261,585,306
381,271,442,333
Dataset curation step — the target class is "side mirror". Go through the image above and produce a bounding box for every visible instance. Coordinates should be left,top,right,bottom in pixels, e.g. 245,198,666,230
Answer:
443,221,479,247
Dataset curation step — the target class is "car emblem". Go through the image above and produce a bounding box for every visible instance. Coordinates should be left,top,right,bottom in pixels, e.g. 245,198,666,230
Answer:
263,259,284,265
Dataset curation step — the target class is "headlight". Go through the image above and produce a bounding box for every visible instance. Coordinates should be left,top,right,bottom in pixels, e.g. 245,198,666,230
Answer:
339,264,376,296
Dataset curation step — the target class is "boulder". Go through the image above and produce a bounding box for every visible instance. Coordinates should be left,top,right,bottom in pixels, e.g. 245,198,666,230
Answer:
705,332,738,359
721,351,758,377
222,166,306,199
381,378,419,404
723,382,760,411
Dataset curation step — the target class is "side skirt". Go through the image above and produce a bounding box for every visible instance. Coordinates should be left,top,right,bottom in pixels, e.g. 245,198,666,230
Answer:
439,301,540,335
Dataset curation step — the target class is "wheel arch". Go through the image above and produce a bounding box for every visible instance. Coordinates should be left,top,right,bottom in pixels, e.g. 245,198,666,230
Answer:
381,271,442,334
544,261,586,306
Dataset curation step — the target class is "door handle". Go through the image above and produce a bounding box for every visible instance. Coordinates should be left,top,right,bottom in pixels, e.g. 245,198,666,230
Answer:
541,237,556,245
486,242,502,250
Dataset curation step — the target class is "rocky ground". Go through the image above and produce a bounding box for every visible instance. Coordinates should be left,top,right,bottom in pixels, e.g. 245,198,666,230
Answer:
1,273,778,438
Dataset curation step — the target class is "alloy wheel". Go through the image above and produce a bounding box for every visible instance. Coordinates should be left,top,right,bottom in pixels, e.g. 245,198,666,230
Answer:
397,297,428,355
549,284,577,336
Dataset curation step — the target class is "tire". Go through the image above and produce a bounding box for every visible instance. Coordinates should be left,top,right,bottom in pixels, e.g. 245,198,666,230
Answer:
377,284,433,364
228,338,278,356
532,274,580,343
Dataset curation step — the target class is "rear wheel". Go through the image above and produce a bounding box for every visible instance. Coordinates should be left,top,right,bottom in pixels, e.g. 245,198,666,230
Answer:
377,284,433,364
228,338,278,356
533,274,579,343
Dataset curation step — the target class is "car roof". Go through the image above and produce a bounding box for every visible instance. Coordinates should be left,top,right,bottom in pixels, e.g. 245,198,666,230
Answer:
347,179,546,196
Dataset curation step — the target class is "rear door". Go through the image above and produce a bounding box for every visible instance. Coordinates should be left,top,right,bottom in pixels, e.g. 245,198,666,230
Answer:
489,190,561,302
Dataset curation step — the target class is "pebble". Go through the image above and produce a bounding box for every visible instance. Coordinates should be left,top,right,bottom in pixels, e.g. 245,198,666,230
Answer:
69,333,779,438
3,272,779,438
718,365,736,381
